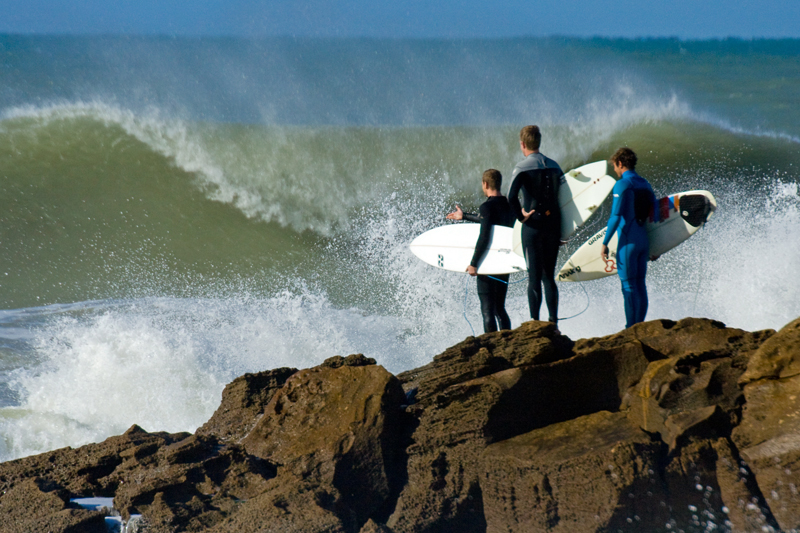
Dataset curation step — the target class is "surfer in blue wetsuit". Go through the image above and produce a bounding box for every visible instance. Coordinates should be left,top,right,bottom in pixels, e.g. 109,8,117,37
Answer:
447,169,516,333
601,147,659,328
507,125,563,325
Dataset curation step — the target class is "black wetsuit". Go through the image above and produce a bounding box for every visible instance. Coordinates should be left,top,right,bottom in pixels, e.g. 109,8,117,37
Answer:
463,195,516,333
507,153,562,323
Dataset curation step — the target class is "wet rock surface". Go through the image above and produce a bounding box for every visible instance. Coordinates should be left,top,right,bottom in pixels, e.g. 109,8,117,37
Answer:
2,318,800,532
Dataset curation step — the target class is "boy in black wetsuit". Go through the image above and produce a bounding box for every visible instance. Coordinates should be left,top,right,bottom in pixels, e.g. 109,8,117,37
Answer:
447,169,516,333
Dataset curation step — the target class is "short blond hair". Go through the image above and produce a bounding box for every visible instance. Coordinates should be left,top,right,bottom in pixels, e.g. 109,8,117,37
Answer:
520,125,541,151
482,169,502,191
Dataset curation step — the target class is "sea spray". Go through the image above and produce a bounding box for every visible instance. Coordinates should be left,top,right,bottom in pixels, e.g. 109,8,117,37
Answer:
0,291,420,462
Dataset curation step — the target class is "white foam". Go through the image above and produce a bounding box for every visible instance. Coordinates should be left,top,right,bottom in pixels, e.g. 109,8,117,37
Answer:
687,180,800,331
0,290,443,462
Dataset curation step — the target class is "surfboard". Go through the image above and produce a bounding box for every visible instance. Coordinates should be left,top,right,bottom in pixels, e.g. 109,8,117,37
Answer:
409,224,526,275
556,190,717,282
512,160,616,257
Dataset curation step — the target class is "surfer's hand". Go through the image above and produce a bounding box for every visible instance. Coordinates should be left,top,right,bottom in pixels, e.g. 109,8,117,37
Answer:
466,265,478,276
521,208,534,222
446,205,464,220
601,244,609,260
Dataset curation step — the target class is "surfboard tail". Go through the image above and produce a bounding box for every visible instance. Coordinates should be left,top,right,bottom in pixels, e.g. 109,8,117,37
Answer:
677,191,717,227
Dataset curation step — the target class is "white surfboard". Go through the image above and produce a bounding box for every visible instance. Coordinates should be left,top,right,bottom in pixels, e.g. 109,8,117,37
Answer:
512,160,616,257
409,224,526,275
557,190,717,282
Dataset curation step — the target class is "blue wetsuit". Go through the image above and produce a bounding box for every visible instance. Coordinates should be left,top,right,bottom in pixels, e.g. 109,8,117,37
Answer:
603,170,657,328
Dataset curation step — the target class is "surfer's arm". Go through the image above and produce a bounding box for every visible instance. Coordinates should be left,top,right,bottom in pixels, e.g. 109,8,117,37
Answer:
602,183,626,246
462,211,481,223
469,204,493,270
446,205,480,223
507,171,526,222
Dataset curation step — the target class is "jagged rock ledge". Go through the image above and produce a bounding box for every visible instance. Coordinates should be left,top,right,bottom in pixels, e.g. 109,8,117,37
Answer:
2,317,800,532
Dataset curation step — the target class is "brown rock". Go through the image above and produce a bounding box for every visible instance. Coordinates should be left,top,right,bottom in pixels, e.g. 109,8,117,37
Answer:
574,338,654,396
322,353,377,368
621,319,767,447
397,320,573,402
242,359,406,529
0,425,277,533
661,438,781,533
386,336,635,533
386,373,506,533
206,483,350,533
480,411,666,533
708,438,779,533
110,434,278,531
739,317,800,384
663,405,728,453
196,367,297,443
360,517,394,532
0,425,187,497
0,478,108,533
732,318,800,532
586,317,772,361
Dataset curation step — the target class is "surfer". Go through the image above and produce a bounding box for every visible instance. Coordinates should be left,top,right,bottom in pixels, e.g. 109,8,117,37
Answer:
507,125,562,324
447,169,516,333
601,147,659,328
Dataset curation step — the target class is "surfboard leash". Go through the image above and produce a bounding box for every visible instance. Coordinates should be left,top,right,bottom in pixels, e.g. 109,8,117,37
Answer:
691,224,708,317
557,281,591,321
462,275,476,336
481,273,590,322
486,275,525,285
555,237,592,322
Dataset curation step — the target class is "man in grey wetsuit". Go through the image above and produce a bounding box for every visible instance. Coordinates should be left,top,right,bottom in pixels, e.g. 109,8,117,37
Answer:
447,169,516,332
507,125,562,324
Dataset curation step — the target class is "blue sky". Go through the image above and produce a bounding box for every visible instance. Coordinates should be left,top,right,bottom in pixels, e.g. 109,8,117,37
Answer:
2,0,799,39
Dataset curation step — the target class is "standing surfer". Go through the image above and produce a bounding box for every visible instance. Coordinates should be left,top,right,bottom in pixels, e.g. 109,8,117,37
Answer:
601,147,659,328
447,169,516,332
507,125,563,324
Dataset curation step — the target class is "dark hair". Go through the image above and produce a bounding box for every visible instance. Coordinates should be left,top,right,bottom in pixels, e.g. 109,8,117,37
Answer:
611,147,638,170
519,125,542,151
482,169,502,191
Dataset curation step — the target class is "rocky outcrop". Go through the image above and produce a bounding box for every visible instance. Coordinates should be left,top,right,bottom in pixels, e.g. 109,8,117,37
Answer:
732,318,800,532
196,367,297,443
2,317,800,532
480,410,665,532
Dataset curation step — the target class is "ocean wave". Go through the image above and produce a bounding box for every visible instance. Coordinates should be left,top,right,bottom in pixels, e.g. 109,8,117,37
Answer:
1,101,267,220
2,98,798,309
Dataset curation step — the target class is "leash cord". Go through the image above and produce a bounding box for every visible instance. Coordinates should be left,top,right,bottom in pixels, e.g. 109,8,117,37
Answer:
462,275,476,336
